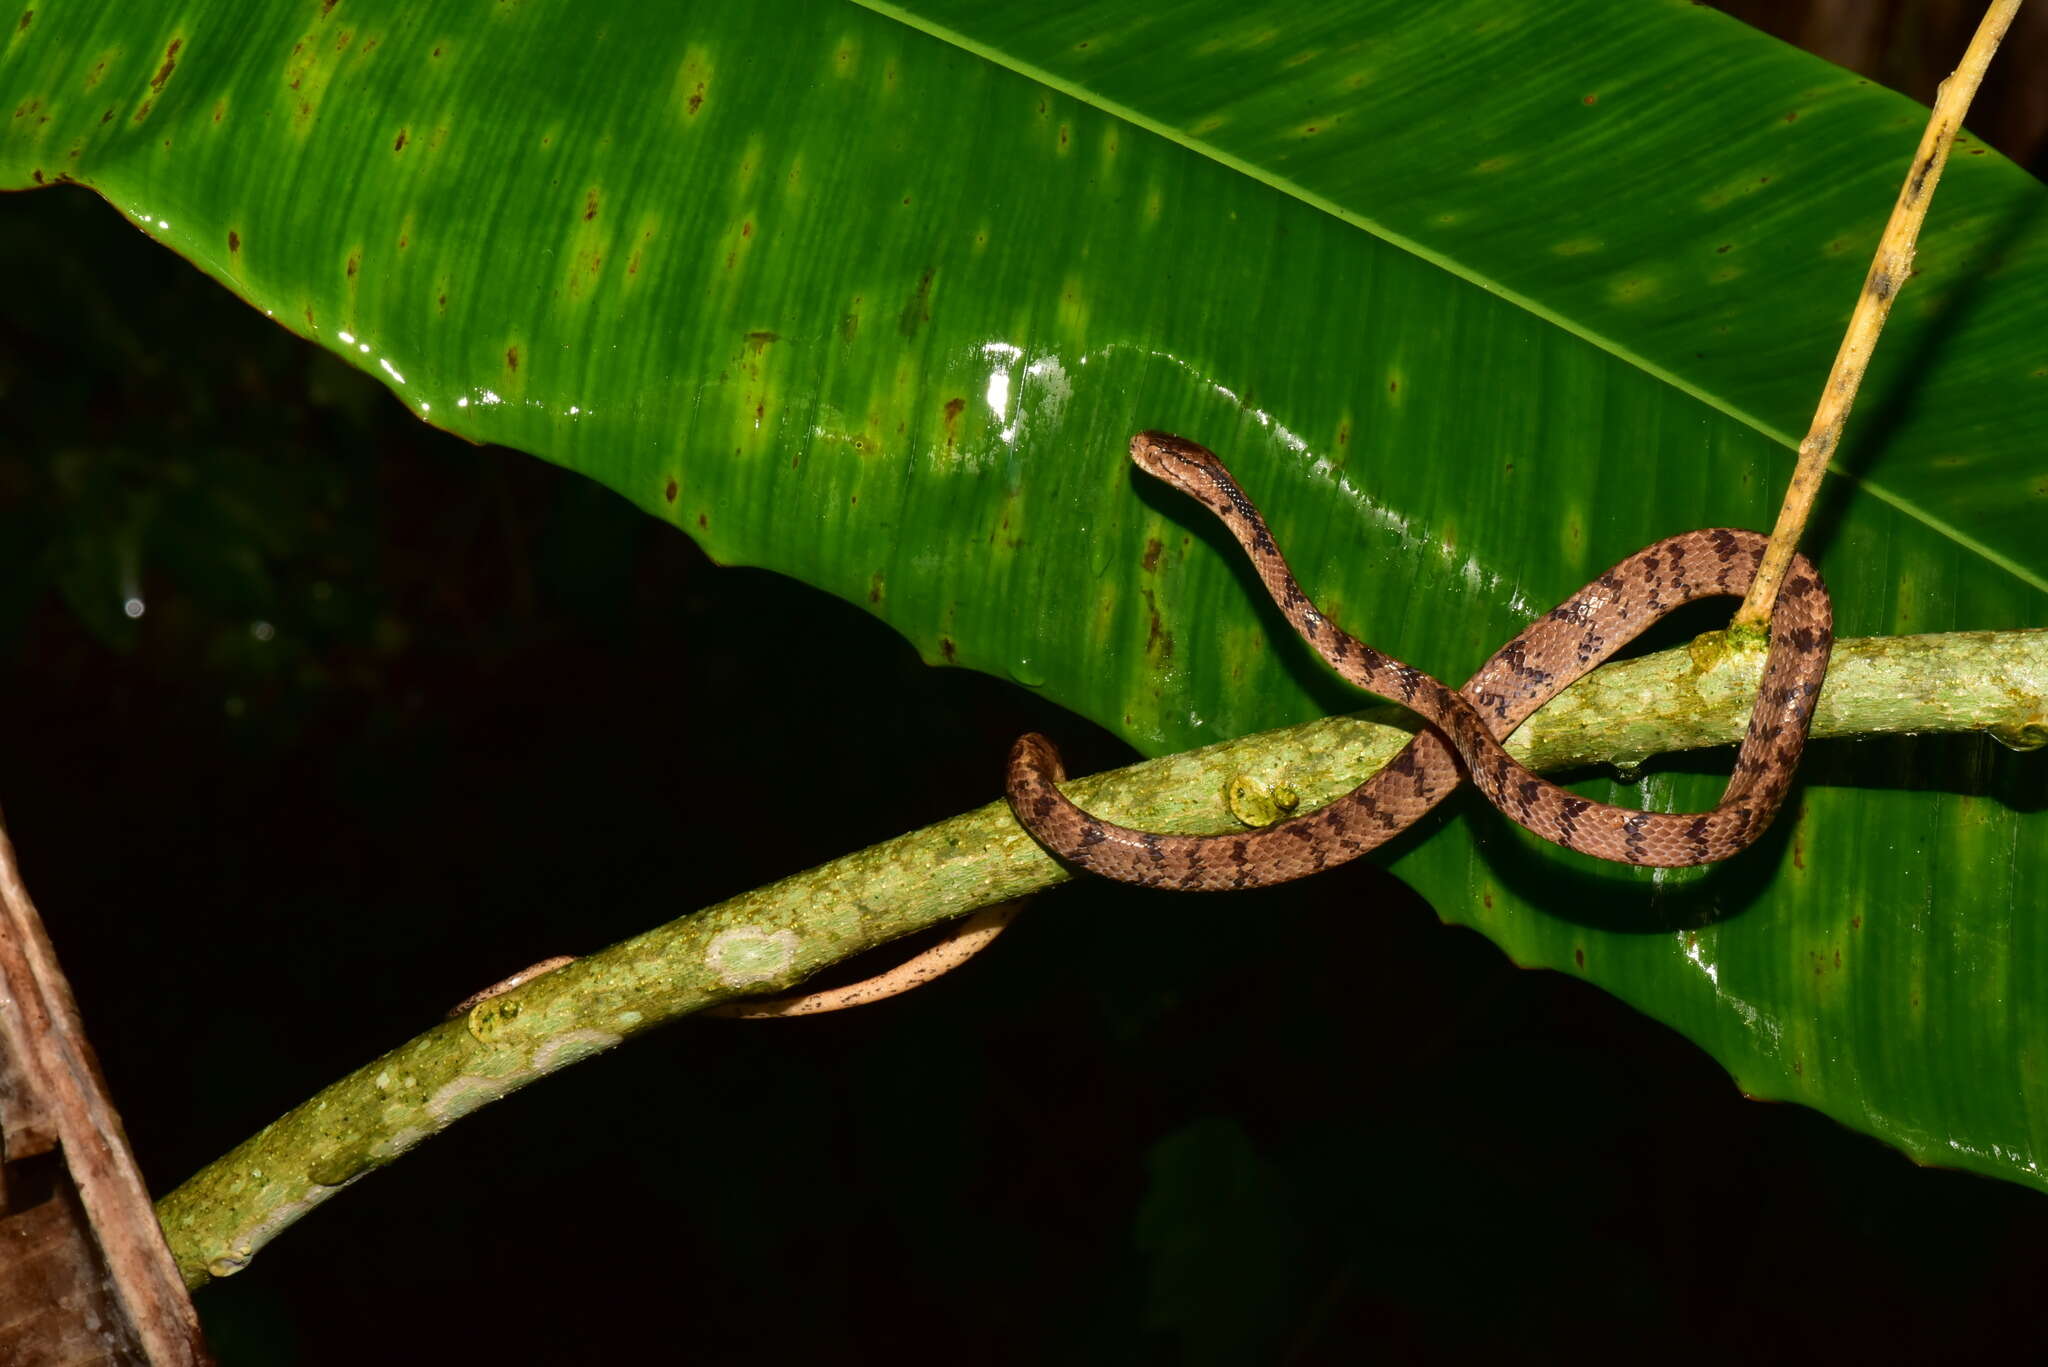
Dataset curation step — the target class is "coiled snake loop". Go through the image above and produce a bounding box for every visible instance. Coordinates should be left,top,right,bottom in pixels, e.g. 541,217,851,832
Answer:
1004,431,1832,889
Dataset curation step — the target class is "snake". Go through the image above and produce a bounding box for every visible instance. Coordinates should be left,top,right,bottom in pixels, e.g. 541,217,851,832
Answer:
1003,431,1833,889
457,432,1831,1020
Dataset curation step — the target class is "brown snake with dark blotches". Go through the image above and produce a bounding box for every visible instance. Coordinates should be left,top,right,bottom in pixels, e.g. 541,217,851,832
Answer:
1003,431,1833,888
455,431,1831,1017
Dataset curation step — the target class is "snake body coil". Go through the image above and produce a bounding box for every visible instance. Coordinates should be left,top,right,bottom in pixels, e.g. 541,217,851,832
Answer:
1005,432,1832,889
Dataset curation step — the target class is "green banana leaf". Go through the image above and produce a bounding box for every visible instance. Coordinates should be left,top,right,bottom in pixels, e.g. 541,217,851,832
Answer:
4,0,2045,1203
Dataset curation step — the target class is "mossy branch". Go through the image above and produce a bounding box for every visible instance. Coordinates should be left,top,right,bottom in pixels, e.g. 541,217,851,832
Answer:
155,626,2046,1289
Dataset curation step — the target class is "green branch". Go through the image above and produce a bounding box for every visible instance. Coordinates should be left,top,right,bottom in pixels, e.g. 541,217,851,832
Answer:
155,626,2046,1289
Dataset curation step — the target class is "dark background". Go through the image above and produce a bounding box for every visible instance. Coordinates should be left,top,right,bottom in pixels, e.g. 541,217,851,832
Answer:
3,6,2046,1362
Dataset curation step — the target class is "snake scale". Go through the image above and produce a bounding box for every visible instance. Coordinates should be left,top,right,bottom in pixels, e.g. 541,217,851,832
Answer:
1004,431,1833,889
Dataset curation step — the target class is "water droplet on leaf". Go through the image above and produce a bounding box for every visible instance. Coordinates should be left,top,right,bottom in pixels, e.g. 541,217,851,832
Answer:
1989,722,2046,753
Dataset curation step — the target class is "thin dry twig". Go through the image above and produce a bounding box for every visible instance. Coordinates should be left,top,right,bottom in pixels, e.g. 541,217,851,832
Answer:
1733,0,2024,628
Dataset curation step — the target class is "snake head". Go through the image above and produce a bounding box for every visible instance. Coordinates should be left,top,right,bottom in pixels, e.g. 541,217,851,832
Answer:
1129,431,1256,524
1131,429,1226,487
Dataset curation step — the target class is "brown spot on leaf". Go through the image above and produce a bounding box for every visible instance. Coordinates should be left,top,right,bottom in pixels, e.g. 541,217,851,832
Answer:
940,637,957,663
840,313,859,343
345,252,359,278
17,11,30,31
1141,537,1162,573
505,345,519,370
897,268,934,337
942,396,964,441
132,99,151,122
696,512,708,530
1581,92,1596,105
150,38,181,92
393,128,407,151
868,573,884,604
745,331,778,353
686,82,704,115
664,479,678,504
1575,947,1584,967
1784,109,1798,121
1140,587,1170,658
227,229,239,252
583,187,598,220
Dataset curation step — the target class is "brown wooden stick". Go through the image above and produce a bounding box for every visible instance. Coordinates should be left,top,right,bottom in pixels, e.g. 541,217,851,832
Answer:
0,813,210,1363
1732,0,2024,628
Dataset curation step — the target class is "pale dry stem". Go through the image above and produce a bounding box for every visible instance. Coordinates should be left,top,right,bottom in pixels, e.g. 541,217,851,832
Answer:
1733,0,2024,628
